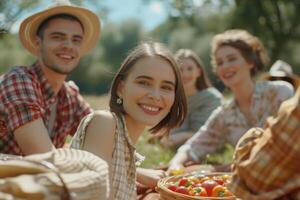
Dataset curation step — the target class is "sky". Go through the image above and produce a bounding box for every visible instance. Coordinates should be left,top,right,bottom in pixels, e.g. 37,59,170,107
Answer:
97,0,168,30
11,0,168,33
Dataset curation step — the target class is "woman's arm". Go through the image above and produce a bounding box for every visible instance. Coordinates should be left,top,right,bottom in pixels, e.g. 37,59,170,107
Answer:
71,110,116,199
82,111,116,163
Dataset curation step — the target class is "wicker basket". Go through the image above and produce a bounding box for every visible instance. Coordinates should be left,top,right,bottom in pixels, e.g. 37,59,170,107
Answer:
156,172,236,200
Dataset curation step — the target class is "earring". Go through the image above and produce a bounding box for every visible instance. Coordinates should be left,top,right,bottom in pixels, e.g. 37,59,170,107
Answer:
116,97,123,105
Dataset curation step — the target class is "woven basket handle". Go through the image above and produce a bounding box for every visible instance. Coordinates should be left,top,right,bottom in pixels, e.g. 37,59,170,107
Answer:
24,159,71,200
0,154,71,200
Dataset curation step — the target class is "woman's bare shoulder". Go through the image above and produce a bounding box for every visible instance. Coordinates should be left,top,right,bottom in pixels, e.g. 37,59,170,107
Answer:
90,110,116,130
82,110,117,160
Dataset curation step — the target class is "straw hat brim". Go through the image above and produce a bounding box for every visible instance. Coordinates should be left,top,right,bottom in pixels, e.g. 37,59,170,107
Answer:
19,5,101,56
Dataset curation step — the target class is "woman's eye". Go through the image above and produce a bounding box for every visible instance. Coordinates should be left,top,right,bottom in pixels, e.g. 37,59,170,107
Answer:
137,80,150,86
187,66,194,71
228,57,237,62
216,61,223,67
162,85,175,91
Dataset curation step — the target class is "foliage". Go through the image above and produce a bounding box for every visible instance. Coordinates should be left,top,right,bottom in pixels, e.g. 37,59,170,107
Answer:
0,0,39,37
1,0,300,94
229,0,300,70
153,0,300,74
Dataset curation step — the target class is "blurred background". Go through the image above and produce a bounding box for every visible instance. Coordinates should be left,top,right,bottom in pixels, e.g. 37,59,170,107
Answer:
1,0,300,95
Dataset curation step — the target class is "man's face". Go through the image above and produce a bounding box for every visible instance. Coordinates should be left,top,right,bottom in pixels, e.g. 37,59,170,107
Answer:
36,18,84,75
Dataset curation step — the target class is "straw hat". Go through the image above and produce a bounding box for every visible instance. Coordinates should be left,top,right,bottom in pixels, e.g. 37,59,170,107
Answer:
261,59,300,88
19,0,101,56
269,60,293,77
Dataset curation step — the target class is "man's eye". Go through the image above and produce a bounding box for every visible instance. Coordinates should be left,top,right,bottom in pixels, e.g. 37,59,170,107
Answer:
73,38,82,45
51,35,63,40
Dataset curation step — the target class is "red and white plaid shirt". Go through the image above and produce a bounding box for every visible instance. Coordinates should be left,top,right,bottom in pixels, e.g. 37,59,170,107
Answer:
0,62,92,155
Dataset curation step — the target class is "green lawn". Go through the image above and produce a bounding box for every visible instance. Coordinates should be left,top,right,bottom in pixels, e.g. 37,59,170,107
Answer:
83,95,234,168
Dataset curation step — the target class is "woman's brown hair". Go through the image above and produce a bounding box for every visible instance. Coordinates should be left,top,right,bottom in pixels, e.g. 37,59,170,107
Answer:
211,29,269,77
175,49,212,91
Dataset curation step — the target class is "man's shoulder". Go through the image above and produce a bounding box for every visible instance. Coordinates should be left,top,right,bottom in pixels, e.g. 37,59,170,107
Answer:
0,66,37,89
64,80,80,94
1,66,34,83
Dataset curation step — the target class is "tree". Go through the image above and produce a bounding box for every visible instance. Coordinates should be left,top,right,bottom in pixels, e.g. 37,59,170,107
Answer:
149,0,300,73
0,0,39,38
230,0,300,64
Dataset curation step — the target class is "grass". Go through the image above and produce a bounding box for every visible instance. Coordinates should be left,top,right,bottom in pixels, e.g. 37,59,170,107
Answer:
83,95,234,168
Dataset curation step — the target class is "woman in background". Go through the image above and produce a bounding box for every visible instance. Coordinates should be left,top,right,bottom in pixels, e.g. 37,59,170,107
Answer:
168,29,294,173
71,42,187,200
160,49,222,149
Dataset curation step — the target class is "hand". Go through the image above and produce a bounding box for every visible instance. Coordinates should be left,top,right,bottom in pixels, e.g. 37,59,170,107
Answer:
166,151,189,175
136,168,167,188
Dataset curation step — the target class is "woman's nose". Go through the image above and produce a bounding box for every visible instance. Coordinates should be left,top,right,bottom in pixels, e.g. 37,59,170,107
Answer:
147,89,161,101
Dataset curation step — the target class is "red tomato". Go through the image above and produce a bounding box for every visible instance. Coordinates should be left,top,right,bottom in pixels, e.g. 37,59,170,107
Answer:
178,178,192,187
175,186,190,195
190,186,208,196
167,185,178,192
212,185,234,197
201,180,219,196
213,176,225,185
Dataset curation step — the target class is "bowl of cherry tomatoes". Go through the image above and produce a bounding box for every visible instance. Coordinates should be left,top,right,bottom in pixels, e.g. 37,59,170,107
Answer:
156,172,236,200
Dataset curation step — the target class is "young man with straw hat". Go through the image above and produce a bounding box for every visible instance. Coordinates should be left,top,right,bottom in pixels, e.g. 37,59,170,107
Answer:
0,0,101,156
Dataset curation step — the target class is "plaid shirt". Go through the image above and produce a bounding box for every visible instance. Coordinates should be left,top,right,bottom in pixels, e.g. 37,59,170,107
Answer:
0,63,92,155
229,86,300,200
178,81,294,162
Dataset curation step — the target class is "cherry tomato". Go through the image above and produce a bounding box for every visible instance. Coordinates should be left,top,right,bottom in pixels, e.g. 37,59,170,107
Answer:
213,176,225,185
178,178,192,187
175,186,189,195
201,180,219,196
167,184,178,192
190,186,208,196
212,185,234,197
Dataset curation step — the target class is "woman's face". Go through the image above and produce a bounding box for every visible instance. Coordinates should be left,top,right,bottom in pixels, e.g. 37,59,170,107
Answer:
215,45,253,89
118,56,176,128
179,58,201,93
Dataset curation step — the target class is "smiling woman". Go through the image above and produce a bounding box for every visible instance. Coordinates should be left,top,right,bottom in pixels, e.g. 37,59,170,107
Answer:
70,41,187,200
168,29,295,174
159,49,222,149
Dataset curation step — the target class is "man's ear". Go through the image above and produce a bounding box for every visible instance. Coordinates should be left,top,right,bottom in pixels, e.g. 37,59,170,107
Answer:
34,36,42,52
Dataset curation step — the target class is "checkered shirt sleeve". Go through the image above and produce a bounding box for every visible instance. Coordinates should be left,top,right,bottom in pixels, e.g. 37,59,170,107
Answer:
0,70,43,132
229,87,300,200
